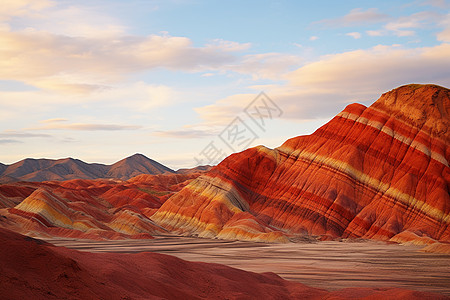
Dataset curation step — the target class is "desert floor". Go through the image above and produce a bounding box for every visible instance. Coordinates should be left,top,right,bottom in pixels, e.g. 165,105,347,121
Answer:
47,235,450,296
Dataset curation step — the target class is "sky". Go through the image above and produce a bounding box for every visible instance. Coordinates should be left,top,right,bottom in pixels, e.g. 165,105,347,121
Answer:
0,0,449,169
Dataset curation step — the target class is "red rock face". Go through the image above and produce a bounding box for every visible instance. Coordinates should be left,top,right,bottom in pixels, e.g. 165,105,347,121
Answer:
152,85,450,250
0,227,446,300
0,173,202,240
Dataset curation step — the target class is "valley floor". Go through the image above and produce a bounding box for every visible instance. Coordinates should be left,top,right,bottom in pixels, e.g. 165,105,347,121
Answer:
47,236,450,296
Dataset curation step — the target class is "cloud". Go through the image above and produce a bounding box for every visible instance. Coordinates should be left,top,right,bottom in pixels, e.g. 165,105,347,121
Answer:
421,0,450,8
0,139,22,144
40,118,68,123
0,1,301,95
225,53,302,80
437,14,450,42
0,2,259,95
30,122,142,131
0,130,50,145
438,27,450,41
206,39,252,52
94,82,177,111
316,8,389,27
153,129,217,139
0,30,242,93
0,0,54,22
309,36,319,41
316,8,445,39
0,131,51,138
194,43,450,124
346,32,362,39
365,11,446,37
287,43,450,93
194,93,257,126
384,11,440,37
0,81,177,117
366,30,384,36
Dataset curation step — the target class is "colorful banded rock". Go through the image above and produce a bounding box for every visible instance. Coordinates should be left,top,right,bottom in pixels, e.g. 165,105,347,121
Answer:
152,84,450,250
0,173,203,239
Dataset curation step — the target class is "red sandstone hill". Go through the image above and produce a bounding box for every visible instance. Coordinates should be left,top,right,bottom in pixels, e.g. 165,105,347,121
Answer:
0,153,175,183
0,172,204,240
152,84,450,252
0,227,446,300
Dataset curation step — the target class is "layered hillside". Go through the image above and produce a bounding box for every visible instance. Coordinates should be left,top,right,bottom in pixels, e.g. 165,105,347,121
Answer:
0,153,175,183
0,172,203,239
152,84,450,250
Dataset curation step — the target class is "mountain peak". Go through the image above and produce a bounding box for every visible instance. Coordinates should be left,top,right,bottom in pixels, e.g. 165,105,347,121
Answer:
371,84,449,141
108,153,174,179
0,154,174,182
125,153,149,160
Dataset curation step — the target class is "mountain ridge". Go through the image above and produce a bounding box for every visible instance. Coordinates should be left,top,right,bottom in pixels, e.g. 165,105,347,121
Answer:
0,153,176,183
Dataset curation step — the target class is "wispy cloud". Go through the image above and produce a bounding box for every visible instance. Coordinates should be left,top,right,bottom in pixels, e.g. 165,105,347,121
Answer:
206,39,252,52
421,0,450,9
384,11,441,36
366,30,384,36
0,1,258,95
40,118,68,123
0,0,54,22
346,32,362,39
153,129,216,139
0,139,22,144
0,30,241,93
30,121,142,131
437,13,450,42
225,53,302,80
363,11,446,37
287,43,450,94
316,8,389,27
194,43,450,125
0,131,51,138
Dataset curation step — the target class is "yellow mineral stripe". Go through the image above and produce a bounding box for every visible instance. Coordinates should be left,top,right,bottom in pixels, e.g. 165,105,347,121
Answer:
152,210,211,231
337,111,449,167
278,147,450,224
15,198,73,228
186,176,249,213
153,209,285,242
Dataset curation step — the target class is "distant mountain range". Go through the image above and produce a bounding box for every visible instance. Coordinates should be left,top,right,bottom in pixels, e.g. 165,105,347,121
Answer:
0,154,210,183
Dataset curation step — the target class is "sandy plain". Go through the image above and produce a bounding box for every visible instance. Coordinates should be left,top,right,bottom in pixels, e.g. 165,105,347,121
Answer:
47,235,450,296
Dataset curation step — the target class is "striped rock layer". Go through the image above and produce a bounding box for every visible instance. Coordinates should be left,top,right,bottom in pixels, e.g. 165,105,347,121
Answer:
152,84,450,249
0,173,202,239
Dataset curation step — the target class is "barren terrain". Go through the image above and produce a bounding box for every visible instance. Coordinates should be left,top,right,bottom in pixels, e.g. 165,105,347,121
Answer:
48,236,450,296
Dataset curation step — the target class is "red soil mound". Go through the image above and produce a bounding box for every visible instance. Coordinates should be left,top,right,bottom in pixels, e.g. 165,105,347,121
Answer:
0,228,446,300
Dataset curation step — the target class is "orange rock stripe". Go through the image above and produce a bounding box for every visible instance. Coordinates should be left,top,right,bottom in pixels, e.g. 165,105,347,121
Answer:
277,147,449,224
337,110,448,167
